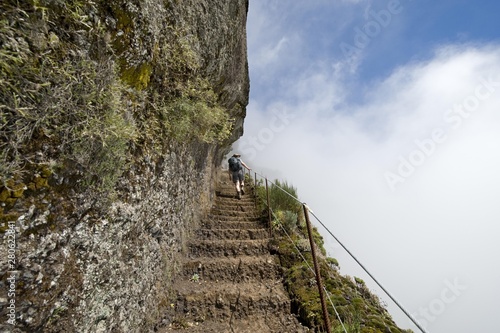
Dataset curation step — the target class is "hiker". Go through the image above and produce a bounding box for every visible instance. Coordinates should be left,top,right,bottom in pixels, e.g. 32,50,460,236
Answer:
227,153,250,199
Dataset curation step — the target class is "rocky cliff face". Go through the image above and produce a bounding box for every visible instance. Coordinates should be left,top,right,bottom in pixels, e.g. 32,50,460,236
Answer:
0,0,249,332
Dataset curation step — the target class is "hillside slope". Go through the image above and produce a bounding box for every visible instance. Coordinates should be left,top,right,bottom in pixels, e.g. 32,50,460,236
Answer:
254,180,415,333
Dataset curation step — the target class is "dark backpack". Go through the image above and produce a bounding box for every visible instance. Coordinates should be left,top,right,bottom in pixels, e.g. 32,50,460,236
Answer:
228,157,242,172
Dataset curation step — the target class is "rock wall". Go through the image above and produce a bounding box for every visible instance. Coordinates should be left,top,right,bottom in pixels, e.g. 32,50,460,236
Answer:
0,0,249,332
12,150,211,333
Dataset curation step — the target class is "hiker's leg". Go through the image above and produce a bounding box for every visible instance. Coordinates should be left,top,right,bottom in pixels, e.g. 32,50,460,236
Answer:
234,179,241,199
238,171,244,193
232,171,241,192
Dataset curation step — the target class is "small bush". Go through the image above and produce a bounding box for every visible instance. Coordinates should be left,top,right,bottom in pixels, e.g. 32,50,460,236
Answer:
269,179,301,214
326,257,339,270
163,92,232,144
274,210,299,233
0,1,137,192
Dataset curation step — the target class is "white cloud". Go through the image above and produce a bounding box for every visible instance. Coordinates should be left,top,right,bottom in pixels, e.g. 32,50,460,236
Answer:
237,43,500,333
254,37,289,67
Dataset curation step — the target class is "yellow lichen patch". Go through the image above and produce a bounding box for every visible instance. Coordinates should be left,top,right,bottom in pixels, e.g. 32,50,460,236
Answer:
0,212,18,223
11,183,26,198
3,198,17,209
34,176,49,189
0,188,10,202
120,62,152,90
39,165,52,178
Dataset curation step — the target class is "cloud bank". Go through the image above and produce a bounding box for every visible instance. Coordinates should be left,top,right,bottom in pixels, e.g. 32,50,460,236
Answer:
238,34,500,333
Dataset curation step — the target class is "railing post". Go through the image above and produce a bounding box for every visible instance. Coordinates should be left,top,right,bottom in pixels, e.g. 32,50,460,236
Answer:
253,172,258,207
265,178,272,237
303,204,331,333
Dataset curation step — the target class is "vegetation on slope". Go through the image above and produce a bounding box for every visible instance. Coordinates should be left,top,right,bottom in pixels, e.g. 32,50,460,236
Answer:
255,178,414,333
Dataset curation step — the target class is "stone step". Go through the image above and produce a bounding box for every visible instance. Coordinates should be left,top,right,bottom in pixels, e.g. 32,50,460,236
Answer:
188,239,270,258
214,195,255,203
215,196,255,203
202,220,265,230
206,214,263,223
216,188,256,196
213,201,256,210
215,191,256,201
209,209,261,218
210,207,259,216
182,255,281,282
163,314,309,333
217,177,255,185
173,280,291,323
196,228,269,241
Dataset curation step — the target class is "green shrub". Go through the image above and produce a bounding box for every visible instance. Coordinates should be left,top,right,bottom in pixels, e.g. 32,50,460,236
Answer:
326,257,339,270
274,210,299,233
163,90,233,143
269,179,301,214
0,2,136,191
255,178,304,232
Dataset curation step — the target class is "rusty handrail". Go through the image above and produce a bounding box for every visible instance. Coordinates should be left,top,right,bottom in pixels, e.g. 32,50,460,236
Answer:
253,172,331,331
265,178,272,237
303,204,331,333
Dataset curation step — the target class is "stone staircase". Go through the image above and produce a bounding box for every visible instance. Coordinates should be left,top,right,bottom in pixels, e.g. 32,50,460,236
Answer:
164,171,309,333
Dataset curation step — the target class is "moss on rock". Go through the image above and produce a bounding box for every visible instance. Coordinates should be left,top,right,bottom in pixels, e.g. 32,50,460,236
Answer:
0,188,10,202
11,183,26,198
120,62,152,90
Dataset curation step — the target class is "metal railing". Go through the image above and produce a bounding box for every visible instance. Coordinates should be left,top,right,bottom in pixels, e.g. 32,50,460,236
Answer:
242,167,428,333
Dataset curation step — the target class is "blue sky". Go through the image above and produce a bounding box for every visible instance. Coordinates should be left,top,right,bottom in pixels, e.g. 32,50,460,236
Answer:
235,1,500,332
248,0,500,104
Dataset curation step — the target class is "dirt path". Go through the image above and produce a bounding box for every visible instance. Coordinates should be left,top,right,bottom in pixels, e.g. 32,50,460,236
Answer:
164,171,309,332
